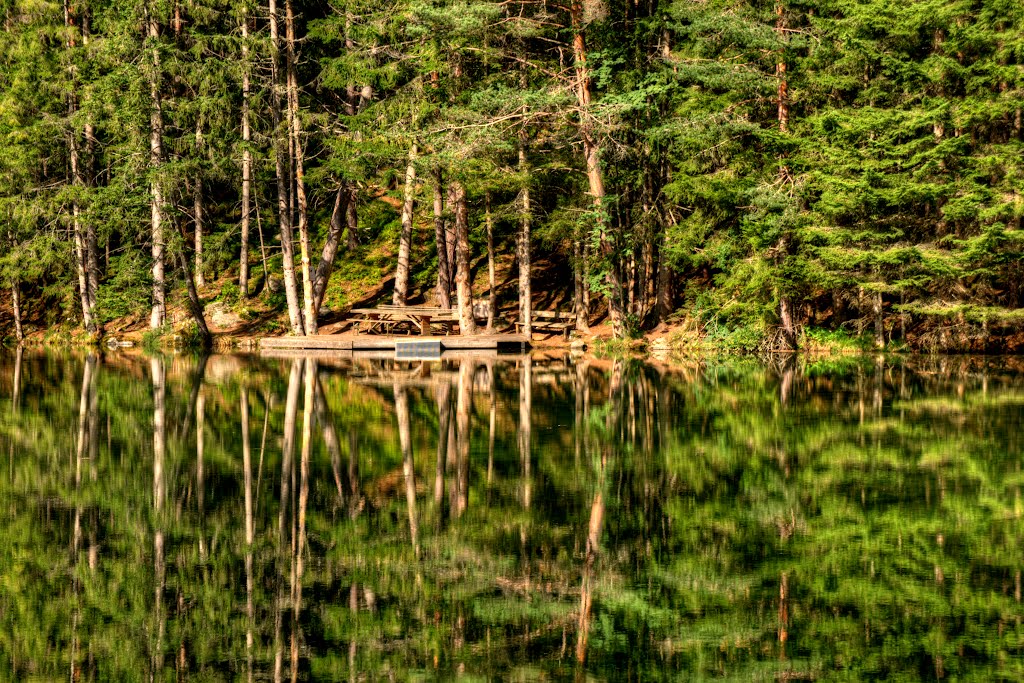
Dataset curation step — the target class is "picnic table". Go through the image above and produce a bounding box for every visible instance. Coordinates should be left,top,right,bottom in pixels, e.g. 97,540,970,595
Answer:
515,310,575,339
349,305,457,335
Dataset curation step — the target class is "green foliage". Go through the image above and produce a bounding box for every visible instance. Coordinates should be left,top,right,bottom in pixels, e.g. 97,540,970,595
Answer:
141,324,171,352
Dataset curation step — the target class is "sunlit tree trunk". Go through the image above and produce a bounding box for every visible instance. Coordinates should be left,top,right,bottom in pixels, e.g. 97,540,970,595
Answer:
193,118,206,292
148,3,166,330
433,168,451,308
269,0,302,334
240,7,252,296
11,283,23,342
518,137,532,337
569,1,624,337
394,144,417,306
285,0,313,335
81,19,99,327
194,176,204,288
775,1,798,351
66,1,96,335
451,181,476,335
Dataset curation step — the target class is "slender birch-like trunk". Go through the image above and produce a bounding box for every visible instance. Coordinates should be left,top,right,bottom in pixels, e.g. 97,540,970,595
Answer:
65,2,94,334
433,168,451,308
240,6,252,296
518,137,532,337
269,0,302,334
194,120,205,288
394,144,417,306
285,0,313,334
11,283,23,342
450,181,476,335
81,14,99,326
147,4,166,329
774,1,798,351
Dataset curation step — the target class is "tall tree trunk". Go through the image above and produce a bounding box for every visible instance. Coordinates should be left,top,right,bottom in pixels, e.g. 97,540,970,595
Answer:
518,137,532,337
450,181,476,335
311,184,349,315
194,120,205,289
11,283,23,342
240,7,252,296
66,1,95,335
81,12,99,329
776,1,789,134
774,1,797,351
148,4,166,330
269,0,302,334
285,0,313,334
433,168,451,308
569,2,625,338
394,144,417,306
485,192,496,332
193,179,204,288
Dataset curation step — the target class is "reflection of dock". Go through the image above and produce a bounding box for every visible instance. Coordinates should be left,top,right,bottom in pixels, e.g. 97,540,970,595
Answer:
260,334,530,356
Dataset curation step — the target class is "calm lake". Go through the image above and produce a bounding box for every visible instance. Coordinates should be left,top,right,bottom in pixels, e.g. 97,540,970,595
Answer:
1,350,1022,681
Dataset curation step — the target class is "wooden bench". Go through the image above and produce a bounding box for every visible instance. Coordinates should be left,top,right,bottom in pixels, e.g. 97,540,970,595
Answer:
515,311,575,340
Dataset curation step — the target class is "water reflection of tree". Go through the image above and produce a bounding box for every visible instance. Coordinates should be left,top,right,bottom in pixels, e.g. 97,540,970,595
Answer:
0,352,1022,679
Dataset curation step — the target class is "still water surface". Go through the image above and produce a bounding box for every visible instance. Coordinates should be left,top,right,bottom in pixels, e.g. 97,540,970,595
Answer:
1,350,1022,680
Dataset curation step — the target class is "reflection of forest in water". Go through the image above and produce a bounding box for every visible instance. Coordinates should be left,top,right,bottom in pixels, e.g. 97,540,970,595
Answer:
0,350,1022,681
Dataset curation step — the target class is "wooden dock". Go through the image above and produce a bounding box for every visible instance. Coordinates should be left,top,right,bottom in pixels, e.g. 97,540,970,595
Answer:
259,333,530,355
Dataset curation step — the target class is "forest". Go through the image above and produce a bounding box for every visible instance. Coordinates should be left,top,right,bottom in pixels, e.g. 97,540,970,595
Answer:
0,0,1022,351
